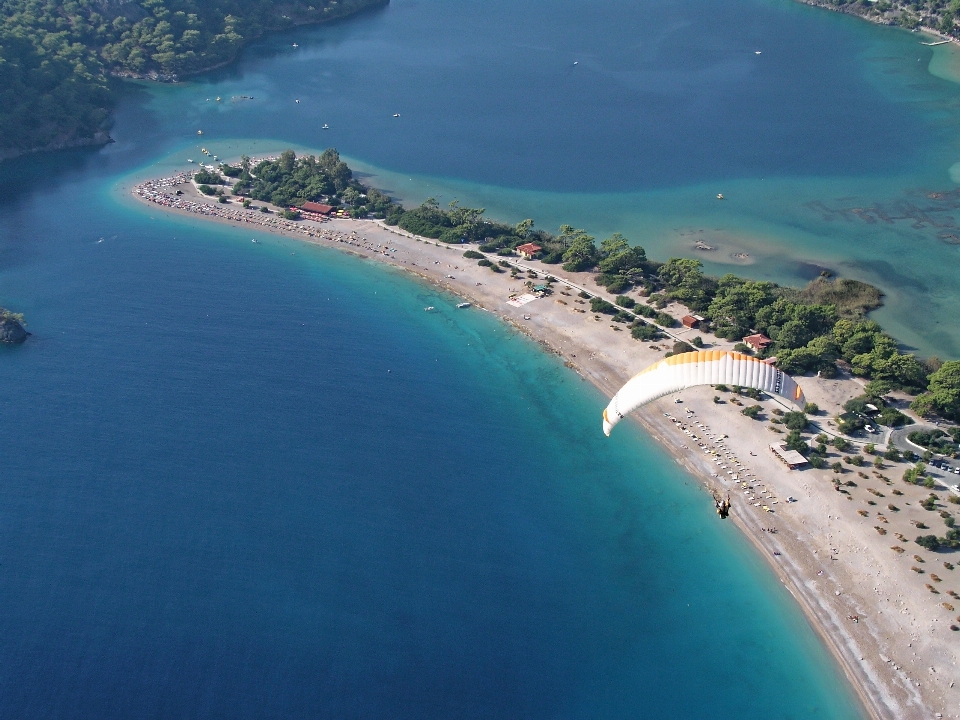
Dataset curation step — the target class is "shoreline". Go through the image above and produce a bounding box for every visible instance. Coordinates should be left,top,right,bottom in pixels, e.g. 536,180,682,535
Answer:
794,0,960,47
129,171,960,720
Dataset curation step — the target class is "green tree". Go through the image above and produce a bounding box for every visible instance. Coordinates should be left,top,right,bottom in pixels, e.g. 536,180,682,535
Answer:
561,228,598,272
911,361,960,421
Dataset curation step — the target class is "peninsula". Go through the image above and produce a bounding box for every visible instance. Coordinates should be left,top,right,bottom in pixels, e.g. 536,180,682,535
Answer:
132,149,960,720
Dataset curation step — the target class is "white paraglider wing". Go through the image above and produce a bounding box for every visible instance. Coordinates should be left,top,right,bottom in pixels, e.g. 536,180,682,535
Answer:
602,351,805,435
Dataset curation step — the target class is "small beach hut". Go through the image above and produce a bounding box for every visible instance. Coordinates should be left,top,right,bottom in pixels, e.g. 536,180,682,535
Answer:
681,314,704,329
770,442,807,469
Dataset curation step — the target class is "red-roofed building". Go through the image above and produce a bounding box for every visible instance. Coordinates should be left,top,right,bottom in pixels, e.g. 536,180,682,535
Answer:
516,242,542,259
742,333,772,352
681,314,704,329
301,201,333,215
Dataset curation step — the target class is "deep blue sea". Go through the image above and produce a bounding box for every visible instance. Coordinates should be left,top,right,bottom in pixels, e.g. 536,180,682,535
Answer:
7,0,956,716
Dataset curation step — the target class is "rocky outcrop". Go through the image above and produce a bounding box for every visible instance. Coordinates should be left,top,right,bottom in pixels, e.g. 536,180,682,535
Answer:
0,318,29,344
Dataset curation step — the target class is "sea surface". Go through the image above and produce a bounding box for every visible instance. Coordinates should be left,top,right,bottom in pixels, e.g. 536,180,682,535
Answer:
3,0,951,716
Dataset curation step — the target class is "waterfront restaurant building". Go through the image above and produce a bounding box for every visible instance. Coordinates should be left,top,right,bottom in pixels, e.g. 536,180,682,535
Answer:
301,201,334,215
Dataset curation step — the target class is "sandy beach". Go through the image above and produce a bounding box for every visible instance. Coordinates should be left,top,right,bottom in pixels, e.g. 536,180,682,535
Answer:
132,172,960,720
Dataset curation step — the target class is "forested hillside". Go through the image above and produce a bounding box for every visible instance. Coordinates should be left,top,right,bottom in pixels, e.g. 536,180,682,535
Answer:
0,0,386,158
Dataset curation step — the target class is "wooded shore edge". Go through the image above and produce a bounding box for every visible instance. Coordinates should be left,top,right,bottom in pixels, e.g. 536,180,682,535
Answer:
0,0,389,160
796,0,960,43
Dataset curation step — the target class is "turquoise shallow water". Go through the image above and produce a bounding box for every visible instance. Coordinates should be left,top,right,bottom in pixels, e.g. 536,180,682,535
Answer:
3,0,947,715
0,155,864,718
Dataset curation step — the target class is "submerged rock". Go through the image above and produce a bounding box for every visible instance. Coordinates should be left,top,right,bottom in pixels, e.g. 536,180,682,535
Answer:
0,317,28,344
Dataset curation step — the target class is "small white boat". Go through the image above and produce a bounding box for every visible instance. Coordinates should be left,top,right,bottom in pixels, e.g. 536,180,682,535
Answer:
216,97,221,102
573,61,578,65
293,43,299,48
755,51,761,55
197,130,203,135
716,193,724,200
424,306,435,311
393,113,400,117
187,159,194,163
456,302,471,309
251,239,259,243
322,124,329,129
295,99,301,104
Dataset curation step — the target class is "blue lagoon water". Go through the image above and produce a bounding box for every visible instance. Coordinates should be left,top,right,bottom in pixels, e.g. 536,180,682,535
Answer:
5,0,950,716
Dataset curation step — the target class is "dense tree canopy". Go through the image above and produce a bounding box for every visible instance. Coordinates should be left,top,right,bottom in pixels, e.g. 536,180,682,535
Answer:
911,361,960,420
0,0,385,156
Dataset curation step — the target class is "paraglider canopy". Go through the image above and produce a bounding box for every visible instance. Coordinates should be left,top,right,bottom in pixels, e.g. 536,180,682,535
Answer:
602,350,805,436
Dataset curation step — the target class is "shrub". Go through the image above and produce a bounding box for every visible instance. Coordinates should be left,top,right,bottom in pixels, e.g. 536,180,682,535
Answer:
716,384,729,392
832,436,850,451
477,258,492,267
672,341,695,355
783,412,808,431
615,295,636,308
218,195,228,203
259,205,270,213
281,209,301,220
198,184,216,196
883,447,902,462
655,312,677,327
606,277,631,293
498,260,511,268
742,405,762,419
631,322,662,341
463,250,484,260
809,455,826,469
804,403,820,415
242,199,251,209
733,342,752,354
691,336,704,348
578,291,591,299
590,297,617,314
917,535,941,551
